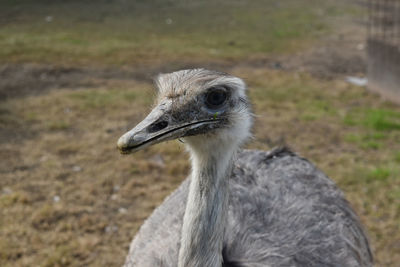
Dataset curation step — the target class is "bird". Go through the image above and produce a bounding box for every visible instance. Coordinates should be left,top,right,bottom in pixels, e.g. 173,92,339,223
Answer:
117,69,373,267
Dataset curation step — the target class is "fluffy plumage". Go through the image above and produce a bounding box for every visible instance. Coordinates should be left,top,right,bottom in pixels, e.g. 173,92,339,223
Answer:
123,148,372,267
118,69,373,267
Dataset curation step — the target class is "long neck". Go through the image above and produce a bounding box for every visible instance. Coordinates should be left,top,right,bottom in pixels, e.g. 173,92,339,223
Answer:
178,143,235,267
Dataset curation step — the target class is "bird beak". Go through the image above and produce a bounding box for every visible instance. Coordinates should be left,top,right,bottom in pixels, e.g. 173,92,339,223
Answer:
117,103,221,154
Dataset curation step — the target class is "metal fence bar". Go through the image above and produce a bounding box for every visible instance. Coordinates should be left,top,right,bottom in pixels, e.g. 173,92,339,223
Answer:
366,0,400,103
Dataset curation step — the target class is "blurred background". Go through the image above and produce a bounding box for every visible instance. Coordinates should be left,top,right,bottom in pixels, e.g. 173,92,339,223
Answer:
0,0,399,266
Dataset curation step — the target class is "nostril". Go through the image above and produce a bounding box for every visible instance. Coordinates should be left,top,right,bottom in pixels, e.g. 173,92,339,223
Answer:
148,120,168,133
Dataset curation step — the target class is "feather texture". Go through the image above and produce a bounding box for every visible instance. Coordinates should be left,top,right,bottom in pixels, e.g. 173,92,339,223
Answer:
123,147,372,267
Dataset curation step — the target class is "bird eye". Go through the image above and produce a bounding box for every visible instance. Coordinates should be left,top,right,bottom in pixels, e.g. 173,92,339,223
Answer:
205,88,227,109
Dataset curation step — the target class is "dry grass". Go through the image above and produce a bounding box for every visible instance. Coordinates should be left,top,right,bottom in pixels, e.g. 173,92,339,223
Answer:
1,67,399,266
0,1,399,266
0,80,189,266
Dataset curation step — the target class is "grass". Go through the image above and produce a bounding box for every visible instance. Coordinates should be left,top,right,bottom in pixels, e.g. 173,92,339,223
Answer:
342,107,400,152
0,0,348,65
1,0,400,266
66,89,142,109
3,66,399,266
2,69,400,266
367,167,391,182
344,132,386,149
395,152,400,162
344,108,400,131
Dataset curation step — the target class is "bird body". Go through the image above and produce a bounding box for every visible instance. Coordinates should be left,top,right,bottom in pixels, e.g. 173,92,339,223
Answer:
123,148,372,267
118,69,373,267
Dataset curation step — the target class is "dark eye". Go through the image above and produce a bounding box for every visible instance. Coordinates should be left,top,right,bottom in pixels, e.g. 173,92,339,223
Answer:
205,88,227,109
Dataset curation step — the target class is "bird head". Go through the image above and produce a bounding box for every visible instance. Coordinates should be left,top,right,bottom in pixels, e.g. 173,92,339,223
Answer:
117,69,253,155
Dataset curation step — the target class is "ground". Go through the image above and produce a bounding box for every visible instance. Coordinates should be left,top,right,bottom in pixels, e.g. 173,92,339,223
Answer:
0,1,399,266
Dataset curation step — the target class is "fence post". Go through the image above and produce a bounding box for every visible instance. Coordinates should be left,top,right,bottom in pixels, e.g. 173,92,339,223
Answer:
367,0,400,103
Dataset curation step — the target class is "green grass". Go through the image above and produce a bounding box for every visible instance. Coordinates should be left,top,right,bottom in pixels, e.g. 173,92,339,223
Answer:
0,0,351,65
343,107,400,150
344,132,386,149
367,167,391,183
395,152,400,163
344,108,400,131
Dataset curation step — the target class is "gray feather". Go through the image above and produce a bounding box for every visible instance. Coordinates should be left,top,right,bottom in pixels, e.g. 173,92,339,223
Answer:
123,147,372,267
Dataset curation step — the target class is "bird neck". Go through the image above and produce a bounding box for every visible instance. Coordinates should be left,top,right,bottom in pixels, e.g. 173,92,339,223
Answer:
178,142,235,267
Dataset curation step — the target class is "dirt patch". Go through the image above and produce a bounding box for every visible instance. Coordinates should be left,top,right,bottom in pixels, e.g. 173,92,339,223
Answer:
301,45,366,79
284,19,367,79
0,61,233,101
0,64,145,101
0,64,82,100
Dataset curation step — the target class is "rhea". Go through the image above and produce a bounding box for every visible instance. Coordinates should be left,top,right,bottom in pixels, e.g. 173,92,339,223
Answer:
117,69,373,267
